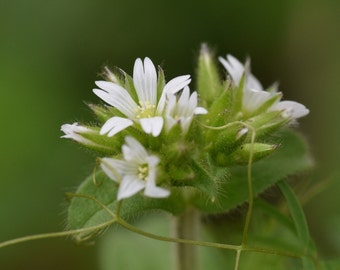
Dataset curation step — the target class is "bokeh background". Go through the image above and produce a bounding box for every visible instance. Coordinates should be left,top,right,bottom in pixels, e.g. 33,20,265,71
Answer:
1,0,339,269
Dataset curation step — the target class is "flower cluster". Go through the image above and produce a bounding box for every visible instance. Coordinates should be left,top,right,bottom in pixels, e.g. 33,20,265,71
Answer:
61,47,309,202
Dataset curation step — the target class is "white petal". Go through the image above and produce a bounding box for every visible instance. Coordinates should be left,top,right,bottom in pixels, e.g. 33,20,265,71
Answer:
157,75,191,114
165,116,177,132
186,90,198,115
146,155,160,167
100,117,133,137
100,158,125,182
178,87,191,109
247,73,263,91
180,117,194,134
144,163,169,198
165,93,177,116
163,75,191,95
219,54,244,86
123,136,148,162
243,88,272,113
140,117,164,137
173,87,191,118
61,122,91,135
60,123,95,145
272,100,310,119
118,175,145,200
194,107,208,115
133,57,157,104
93,82,137,118
144,185,170,198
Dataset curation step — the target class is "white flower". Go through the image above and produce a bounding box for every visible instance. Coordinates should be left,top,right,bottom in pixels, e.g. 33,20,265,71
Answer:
269,100,309,120
219,54,309,120
165,86,207,133
61,122,96,145
219,54,263,91
100,136,170,200
93,57,191,137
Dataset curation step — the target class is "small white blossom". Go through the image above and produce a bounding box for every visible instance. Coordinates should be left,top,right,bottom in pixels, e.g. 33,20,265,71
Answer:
219,54,309,120
269,100,309,120
219,54,263,91
61,122,96,146
100,136,169,200
93,57,191,137
165,86,207,133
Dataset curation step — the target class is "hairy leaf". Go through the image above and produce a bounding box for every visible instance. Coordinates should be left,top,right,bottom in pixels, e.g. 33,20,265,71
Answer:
194,129,313,213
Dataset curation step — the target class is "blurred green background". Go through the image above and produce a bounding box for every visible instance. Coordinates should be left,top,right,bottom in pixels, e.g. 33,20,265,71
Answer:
1,0,339,269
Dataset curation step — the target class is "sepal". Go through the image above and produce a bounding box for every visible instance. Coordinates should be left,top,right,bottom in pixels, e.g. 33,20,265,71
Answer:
197,43,224,105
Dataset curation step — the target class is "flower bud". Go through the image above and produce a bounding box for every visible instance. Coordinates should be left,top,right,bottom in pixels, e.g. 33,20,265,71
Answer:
87,103,115,123
61,122,120,155
197,43,224,105
209,123,249,164
246,111,289,138
217,142,278,165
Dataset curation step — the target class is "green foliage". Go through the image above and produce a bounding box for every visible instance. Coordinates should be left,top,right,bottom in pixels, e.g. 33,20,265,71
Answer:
67,128,312,246
194,129,312,213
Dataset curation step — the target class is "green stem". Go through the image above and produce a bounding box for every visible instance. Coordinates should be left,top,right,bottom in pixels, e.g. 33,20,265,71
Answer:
171,207,201,270
242,129,256,245
0,220,115,249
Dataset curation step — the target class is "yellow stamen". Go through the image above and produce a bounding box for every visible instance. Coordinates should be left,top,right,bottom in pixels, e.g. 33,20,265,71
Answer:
135,101,156,119
138,164,149,181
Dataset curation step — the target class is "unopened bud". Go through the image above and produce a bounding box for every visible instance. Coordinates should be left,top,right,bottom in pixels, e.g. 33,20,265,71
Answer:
88,103,115,123
209,123,249,164
197,43,224,105
61,122,119,155
221,142,278,165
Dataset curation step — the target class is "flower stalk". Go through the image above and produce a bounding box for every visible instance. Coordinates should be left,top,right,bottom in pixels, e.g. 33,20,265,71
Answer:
171,207,201,270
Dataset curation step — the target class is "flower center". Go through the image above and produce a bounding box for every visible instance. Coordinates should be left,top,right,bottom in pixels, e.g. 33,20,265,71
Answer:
135,101,156,119
138,164,149,181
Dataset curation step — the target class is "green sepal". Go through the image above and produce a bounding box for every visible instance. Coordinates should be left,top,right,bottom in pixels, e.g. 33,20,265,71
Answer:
168,159,219,200
101,66,125,86
246,92,282,118
220,142,278,166
197,44,224,106
246,111,288,138
157,66,166,100
77,128,123,155
208,123,248,165
88,103,125,124
122,71,139,103
202,85,232,128
193,129,313,214
231,75,245,119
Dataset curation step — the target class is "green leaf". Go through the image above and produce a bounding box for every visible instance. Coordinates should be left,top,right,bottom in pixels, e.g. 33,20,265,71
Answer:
278,180,316,270
98,213,172,270
319,259,340,270
194,129,313,213
67,171,186,240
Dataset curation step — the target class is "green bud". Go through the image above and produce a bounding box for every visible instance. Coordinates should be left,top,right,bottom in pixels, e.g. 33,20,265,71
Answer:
202,84,232,127
197,43,224,105
209,123,249,163
168,163,195,183
217,142,278,166
88,103,124,124
61,122,121,155
246,111,289,138
102,66,122,84
164,139,192,164
246,92,282,118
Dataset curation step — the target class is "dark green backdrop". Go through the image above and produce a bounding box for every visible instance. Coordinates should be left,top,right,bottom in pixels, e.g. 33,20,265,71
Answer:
1,0,339,269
